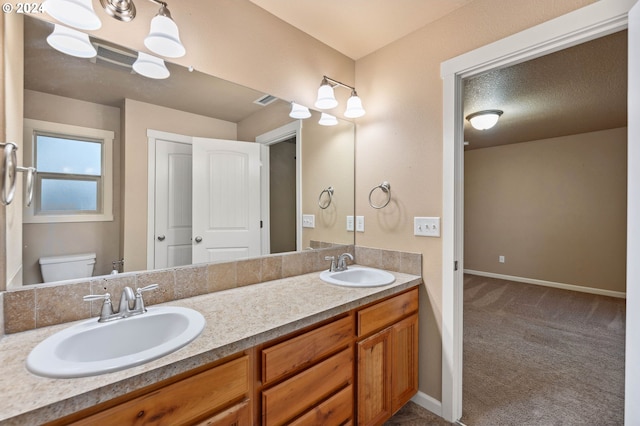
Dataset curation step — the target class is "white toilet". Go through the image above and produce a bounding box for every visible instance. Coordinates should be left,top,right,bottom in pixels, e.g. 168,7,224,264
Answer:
39,253,96,283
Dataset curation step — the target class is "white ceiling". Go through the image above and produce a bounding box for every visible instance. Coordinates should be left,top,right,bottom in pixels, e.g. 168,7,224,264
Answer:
248,0,473,60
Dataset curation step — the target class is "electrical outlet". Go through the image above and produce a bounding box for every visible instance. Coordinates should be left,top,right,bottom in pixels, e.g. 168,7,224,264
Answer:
414,217,440,237
346,216,354,232
302,214,315,228
499,255,505,263
356,216,365,232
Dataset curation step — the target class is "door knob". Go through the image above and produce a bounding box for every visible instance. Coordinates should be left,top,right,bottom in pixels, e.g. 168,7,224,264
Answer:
157,235,166,241
194,236,203,243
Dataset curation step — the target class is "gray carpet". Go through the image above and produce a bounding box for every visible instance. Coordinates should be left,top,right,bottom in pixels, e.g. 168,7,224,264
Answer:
460,274,625,425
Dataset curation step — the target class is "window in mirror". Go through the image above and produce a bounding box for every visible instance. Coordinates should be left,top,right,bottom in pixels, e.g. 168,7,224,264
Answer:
36,134,102,213
23,119,114,223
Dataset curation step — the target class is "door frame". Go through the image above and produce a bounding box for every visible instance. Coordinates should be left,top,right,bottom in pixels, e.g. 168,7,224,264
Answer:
146,129,193,270
440,0,636,421
256,121,302,254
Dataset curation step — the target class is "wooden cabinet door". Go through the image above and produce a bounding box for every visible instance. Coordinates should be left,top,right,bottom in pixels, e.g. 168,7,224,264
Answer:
391,314,419,413
357,328,392,426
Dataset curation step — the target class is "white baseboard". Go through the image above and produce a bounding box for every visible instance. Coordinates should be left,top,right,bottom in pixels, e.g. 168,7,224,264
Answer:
411,391,442,417
464,269,626,299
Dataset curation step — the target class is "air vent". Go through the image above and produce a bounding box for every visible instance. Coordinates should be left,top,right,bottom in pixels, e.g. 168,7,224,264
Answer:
254,94,278,106
90,42,137,70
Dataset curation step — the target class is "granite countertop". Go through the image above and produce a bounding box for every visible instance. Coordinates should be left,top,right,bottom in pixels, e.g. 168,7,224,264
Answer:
0,266,421,425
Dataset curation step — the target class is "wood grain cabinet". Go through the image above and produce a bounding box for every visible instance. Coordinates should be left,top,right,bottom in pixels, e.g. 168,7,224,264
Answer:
356,288,419,426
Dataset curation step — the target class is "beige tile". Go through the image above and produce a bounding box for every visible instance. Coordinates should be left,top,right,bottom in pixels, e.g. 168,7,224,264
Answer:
207,262,237,292
282,252,304,278
380,249,401,272
135,270,176,306
36,282,91,327
355,246,382,268
175,265,208,299
300,250,320,274
261,256,282,282
237,258,262,287
401,252,422,275
4,289,36,333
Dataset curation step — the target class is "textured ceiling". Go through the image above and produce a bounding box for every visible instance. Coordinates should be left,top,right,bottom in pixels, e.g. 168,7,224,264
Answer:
463,30,627,150
248,0,473,60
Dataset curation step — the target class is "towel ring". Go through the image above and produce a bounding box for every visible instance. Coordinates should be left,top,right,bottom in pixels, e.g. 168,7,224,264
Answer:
368,181,391,209
17,166,37,207
318,186,334,209
1,142,17,206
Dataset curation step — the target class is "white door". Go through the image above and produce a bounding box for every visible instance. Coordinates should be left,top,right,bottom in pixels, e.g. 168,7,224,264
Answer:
625,0,640,422
154,140,193,268
192,137,261,263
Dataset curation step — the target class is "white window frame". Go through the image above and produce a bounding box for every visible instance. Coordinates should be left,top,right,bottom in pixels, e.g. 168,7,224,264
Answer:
23,118,114,223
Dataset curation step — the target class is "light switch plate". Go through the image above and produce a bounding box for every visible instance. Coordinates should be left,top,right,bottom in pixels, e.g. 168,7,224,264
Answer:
356,216,365,232
414,217,440,237
346,216,354,232
302,214,315,228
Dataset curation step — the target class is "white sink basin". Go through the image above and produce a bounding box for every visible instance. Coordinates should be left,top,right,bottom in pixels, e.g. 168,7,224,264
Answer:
27,306,205,378
320,266,396,287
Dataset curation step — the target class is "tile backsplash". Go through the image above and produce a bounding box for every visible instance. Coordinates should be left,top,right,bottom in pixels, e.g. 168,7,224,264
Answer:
1,245,421,334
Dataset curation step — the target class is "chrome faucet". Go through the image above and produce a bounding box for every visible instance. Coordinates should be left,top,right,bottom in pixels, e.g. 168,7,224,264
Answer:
84,284,159,322
336,253,354,271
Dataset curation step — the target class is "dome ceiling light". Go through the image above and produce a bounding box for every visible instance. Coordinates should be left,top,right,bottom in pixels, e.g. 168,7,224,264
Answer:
466,110,503,130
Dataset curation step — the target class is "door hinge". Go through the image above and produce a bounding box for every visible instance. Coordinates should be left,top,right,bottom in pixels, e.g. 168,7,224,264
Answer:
454,261,459,271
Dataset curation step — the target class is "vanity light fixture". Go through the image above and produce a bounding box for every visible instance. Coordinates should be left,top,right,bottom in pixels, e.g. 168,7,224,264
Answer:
318,112,338,126
466,109,503,130
46,24,97,58
132,52,170,79
289,102,312,119
44,0,186,58
314,76,366,118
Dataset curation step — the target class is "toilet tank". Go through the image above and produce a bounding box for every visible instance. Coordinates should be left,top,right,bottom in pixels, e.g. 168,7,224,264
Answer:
39,253,96,283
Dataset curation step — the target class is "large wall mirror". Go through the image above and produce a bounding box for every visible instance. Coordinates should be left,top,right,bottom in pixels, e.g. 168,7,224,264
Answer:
19,15,355,285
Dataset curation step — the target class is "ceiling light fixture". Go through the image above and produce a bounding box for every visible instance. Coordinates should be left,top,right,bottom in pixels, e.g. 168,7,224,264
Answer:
466,110,503,130
132,52,170,79
318,112,338,126
44,0,185,58
314,75,366,118
46,24,97,58
289,102,311,119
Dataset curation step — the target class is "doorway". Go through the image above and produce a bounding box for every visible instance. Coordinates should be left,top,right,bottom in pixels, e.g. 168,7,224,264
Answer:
440,0,638,422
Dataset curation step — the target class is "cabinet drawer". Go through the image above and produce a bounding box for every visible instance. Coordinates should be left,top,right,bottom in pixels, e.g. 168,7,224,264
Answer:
357,288,418,337
262,348,353,426
262,315,353,385
73,356,249,425
194,399,250,426
289,384,353,426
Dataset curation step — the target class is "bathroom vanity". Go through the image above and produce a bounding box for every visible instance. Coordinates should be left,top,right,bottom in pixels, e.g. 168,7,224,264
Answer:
0,267,421,425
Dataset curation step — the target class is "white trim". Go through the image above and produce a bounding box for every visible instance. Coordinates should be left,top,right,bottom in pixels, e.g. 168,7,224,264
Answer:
440,0,635,422
256,121,302,254
464,269,626,299
411,391,442,418
22,118,114,224
146,129,193,270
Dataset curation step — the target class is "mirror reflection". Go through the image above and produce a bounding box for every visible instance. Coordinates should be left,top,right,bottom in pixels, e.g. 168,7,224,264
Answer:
21,15,355,285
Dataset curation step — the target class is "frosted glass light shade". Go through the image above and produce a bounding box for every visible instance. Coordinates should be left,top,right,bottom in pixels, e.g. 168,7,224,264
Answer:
319,113,338,126
144,14,186,58
289,102,311,119
344,93,365,118
466,110,503,130
43,0,102,30
46,25,97,58
133,52,170,79
315,82,338,110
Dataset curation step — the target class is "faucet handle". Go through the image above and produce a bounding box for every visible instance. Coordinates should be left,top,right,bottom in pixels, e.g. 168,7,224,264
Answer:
83,292,111,302
324,256,337,272
134,284,159,312
83,293,114,321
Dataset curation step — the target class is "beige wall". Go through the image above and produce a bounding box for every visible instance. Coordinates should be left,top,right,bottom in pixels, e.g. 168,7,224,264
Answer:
464,128,627,293
22,90,122,283
354,0,595,400
122,99,237,272
301,113,355,248
269,141,297,253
